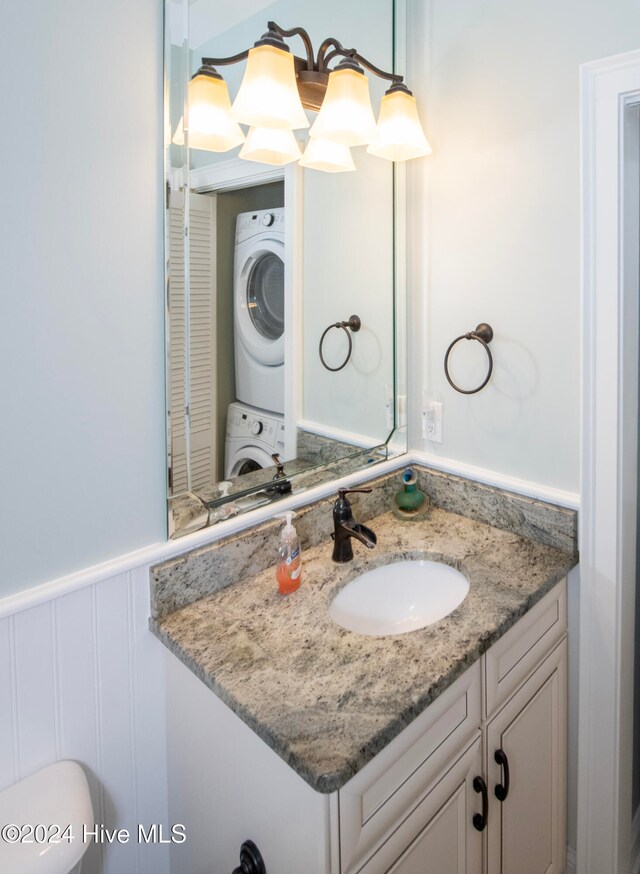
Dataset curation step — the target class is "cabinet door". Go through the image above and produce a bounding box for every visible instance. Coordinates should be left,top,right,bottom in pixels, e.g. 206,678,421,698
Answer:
358,736,484,874
486,638,567,874
340,663,481,872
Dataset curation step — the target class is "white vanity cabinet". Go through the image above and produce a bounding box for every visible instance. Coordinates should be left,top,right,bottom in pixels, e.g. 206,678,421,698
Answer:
165,580,567,874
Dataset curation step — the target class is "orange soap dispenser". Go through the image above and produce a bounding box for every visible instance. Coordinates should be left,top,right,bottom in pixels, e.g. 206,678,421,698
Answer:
276,511,302,595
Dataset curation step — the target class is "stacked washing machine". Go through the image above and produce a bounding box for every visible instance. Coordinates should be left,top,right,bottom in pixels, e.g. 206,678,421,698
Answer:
224,207,286,479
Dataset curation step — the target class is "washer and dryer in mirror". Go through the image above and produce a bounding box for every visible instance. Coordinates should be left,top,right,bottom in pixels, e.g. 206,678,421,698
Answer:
225,401,285,479
234,208,285,413
225,207,286,479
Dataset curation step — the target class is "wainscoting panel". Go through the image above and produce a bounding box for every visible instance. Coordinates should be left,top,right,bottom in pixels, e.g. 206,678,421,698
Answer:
0,568,170,874
54,583,102,873
13,603,58,777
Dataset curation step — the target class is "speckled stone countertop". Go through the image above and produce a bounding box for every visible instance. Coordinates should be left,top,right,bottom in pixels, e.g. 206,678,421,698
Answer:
151,476,577,793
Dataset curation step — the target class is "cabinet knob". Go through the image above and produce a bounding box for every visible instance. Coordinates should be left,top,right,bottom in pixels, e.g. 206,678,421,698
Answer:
472,776,488,831
232,840,266,874
494,748,510,801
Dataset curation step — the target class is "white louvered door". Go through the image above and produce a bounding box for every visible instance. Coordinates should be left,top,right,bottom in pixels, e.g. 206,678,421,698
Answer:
187,191,216,491
168,189,187,492
168,189,216,495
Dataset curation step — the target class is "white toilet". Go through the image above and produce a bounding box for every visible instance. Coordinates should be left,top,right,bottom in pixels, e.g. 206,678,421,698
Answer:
0,761,93,873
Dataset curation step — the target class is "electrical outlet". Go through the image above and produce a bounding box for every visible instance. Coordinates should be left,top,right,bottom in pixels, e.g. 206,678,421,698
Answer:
422,398,443,443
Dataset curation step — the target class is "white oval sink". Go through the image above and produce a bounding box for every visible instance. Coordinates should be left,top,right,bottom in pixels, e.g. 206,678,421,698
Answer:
329,559,469,637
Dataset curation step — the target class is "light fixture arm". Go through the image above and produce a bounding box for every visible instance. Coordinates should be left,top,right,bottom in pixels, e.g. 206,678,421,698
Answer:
267,21,315,71
339,50,403,85
316,37,343,71
202,22,403,86
201,48,250,68
319,41,403,85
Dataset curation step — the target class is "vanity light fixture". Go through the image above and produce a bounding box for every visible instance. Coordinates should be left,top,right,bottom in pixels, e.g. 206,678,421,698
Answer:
186,21,431,171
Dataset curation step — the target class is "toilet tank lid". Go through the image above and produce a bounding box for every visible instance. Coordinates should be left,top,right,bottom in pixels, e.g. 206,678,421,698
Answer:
0,761,93,874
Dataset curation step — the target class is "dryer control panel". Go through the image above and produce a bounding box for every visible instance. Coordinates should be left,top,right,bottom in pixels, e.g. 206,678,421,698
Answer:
236,207,285,244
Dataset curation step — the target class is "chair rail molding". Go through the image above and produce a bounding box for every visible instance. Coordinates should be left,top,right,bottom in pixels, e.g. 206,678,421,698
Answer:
579,48,640,874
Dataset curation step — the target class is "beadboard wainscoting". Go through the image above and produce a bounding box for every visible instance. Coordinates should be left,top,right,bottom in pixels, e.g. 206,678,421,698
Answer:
0,567,170,874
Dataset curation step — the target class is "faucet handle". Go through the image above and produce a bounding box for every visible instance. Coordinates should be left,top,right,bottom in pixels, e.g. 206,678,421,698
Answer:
338,488,372,499
272,453,286,478
336,487,372,506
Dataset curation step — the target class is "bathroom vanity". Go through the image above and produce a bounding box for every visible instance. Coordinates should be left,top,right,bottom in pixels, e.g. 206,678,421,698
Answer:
151,466,577,873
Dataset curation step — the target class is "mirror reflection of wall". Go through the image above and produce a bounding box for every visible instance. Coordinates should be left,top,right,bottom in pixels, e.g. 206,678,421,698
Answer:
166,0,403,535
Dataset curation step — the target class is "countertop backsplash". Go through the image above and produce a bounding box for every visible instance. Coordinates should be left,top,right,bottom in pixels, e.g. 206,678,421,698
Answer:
151,464,577,621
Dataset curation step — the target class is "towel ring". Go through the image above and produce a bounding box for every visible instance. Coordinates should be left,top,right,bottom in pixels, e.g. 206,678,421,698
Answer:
444,323,494,394
319,315,361,372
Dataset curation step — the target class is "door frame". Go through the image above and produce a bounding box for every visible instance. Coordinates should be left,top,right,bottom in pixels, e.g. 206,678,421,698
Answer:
579,49,640,874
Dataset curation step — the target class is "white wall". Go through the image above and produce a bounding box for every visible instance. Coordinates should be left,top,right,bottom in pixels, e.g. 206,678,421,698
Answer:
408,0,640,494
0,0,166,597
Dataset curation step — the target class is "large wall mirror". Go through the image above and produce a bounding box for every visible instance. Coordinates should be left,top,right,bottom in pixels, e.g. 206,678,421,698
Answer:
165,0,408,538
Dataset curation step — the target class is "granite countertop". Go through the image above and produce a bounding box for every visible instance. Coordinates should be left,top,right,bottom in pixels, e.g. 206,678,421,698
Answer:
151,500,577,794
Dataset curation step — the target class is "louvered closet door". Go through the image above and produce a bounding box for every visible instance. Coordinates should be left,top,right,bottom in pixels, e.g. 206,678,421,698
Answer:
188,191,216,491
168,189,187,492
168,189,216,494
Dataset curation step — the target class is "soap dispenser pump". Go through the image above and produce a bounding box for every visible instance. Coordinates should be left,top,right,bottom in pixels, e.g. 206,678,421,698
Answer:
275,511,302,595
209,481,238,525
393,468,429,522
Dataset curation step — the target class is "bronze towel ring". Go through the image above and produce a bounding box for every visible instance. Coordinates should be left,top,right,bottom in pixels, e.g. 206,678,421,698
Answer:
444,323,494,394
319,315,361,372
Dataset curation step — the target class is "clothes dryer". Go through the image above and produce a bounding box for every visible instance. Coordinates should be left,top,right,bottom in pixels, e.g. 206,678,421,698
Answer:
224,401,285,479
234,207,285,413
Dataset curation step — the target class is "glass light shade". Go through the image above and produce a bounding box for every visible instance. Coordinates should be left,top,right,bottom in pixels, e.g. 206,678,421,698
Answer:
309,67,378,146
187,73,245,152
299,137,355,173
231,44,309,130
367,88,432,162
239,126,302,165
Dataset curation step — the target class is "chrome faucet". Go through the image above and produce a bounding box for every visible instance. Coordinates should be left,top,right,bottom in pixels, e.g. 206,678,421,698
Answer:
332,488,377,562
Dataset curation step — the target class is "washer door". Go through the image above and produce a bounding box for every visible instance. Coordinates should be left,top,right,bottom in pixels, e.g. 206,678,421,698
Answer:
236,239,285,366
226,445,275,479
